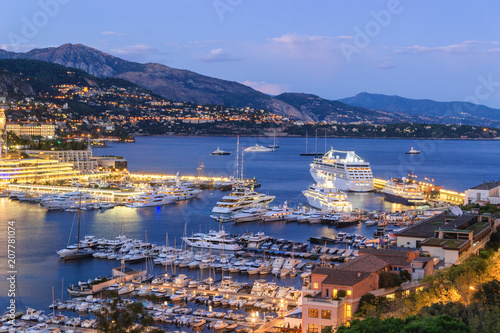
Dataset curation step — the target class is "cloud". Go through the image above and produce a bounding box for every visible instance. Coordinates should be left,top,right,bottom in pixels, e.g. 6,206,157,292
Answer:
241,80,289,96
194,48,240,62
1,44,37,52
271,34,335,46
394,44,469,55
264,34,349,64
394,40,500,55
378,62,395,70
111,44,156,56
101,31,128,36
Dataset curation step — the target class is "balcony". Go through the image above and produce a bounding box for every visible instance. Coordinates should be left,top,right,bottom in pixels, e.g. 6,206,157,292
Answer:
302,295,346,307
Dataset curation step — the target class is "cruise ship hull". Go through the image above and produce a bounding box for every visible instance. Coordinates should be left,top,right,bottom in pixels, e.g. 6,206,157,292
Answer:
381,192,414,206
311,171,373,192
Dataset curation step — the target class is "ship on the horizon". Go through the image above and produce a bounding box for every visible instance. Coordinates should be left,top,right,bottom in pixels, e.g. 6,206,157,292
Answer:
406,147,420,155
309,149,374,192
210,147,231,155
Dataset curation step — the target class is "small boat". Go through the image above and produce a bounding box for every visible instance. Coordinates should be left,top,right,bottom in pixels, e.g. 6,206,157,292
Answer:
213,320,229,330
406,147,420,155
192,317,206,327
211,147,231,155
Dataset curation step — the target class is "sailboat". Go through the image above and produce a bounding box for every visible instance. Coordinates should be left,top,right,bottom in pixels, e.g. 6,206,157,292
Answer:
268,128,279,149
62,192,92,260
300,130,323,156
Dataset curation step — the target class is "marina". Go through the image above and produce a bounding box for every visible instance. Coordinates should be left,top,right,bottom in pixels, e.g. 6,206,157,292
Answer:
1,136,498,332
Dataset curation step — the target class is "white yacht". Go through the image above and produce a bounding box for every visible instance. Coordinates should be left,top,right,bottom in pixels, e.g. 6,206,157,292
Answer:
232,207,268,223
243,144,274,152
40,192,96,210
211,147,231,155
126,190,176,208
302,181,353,212
246,232,270,250
182,228,241,251
381,176,426,206
161,186,202,201
310,149,373,192
261,203,295,222
211,186,275,214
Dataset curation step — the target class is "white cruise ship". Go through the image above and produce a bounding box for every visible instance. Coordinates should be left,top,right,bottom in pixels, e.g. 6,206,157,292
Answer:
211,186,275,214
40,192,96,210
126,190,177,208
302,181,353,212
182,228,241,251
310,149,373,192
381,176,426,206
243,144,274,152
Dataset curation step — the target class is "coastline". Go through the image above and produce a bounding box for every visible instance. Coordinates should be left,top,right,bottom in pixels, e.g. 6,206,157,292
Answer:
130,133,500,141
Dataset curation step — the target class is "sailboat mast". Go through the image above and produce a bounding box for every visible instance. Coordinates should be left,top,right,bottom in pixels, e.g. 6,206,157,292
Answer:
315,129,318,153
77,191,81,253
305,131,308,154
235,136,239,180
241,151,244,181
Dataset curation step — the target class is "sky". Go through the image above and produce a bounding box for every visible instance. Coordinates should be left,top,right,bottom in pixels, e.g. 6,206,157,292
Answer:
2,0,500,107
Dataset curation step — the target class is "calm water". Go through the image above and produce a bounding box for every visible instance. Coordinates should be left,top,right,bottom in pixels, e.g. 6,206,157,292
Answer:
1,136,499,312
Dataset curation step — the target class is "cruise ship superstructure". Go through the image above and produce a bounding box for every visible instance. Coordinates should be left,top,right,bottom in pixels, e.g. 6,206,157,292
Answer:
381,176,426,206
302,180,353,212
310,149,373,192
211,186,275,214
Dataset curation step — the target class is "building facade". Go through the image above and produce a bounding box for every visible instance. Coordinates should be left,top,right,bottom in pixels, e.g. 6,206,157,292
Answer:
25,148,98,172
301,250,428,331
464,180,500,205
6,123,56,138
0,159,80,184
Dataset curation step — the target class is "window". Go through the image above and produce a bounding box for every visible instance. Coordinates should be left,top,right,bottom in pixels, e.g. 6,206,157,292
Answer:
321,310,331,319
346,304,351,318
313,282,319,289
386,293,395,300
325,288,329,298
332,289,338,298
308,324,318,333
346,290,352,296
321,326,331,333
308,308,319,318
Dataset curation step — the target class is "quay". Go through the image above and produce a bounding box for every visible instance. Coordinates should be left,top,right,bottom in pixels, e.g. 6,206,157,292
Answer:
5,173,259,201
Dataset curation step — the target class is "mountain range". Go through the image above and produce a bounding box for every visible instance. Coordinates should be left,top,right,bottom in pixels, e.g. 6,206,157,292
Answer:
1,43,499,127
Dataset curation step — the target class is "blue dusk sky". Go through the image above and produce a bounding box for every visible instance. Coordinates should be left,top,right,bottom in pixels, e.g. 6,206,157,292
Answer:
2,0,500,107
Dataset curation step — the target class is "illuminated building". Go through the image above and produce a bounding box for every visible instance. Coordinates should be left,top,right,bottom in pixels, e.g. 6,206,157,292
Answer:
25,148,98,172
5,123,56,138
0,159,80,184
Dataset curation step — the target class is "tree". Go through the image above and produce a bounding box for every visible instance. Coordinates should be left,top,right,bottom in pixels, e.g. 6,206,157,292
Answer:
95,297,161,333
321,326,332,333
473,279,500,306
400,270,412,282
337,315,468,333
379,271,403,288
